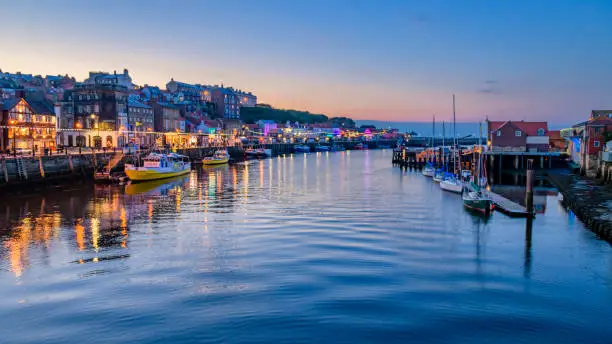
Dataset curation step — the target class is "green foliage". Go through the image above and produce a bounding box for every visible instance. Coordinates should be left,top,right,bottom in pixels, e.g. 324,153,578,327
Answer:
240,106,328,124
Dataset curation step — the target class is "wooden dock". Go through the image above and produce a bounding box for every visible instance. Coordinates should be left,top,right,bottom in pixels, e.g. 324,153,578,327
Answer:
483,190,531,217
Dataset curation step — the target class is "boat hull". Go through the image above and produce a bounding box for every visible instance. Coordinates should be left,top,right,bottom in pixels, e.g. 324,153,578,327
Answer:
463,198,494,214
440,180,463,193
125,167,191,182
422,168,435,177
202,158,229,165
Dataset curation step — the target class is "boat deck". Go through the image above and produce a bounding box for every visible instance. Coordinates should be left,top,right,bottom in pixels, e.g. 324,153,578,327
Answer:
483,190,531,217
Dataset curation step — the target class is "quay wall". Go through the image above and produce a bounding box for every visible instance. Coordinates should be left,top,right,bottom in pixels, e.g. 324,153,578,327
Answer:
549,173,612,242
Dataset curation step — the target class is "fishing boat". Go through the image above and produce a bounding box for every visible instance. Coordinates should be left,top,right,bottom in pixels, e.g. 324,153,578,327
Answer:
202,150,230,165
315,144,330,152
245,146,268,158
125,152,191,182
294,145,311,153
462,122,493,214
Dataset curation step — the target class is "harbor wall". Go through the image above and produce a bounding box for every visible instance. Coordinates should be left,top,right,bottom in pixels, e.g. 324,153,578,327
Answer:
548,173,612,242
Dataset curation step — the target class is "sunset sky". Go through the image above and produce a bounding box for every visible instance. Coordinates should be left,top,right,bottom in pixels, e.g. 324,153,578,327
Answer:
1,0,611,124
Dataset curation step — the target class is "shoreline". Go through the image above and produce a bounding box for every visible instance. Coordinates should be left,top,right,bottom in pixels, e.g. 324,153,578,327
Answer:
548,173,612,243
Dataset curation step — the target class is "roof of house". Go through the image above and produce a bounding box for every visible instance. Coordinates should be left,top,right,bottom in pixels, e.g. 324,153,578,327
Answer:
488,120,548,136
257,120,276,124
28,99,55,115
1,97,19,110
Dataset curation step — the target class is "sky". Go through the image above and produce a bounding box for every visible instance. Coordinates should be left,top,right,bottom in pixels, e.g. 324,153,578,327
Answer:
1,0,611,125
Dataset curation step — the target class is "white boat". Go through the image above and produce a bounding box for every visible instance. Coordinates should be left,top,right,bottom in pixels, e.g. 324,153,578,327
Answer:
125,153,191,182
440,174,463,193
433,169,444,182
422,165,435,177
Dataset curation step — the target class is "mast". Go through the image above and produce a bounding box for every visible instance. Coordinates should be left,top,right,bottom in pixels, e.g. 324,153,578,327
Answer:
442,121,446,170
453,94,457,174
477,121,483,187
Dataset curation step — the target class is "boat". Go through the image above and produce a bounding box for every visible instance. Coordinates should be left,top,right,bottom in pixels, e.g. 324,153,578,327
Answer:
315,144,330,152
354,143,367,150
203,150,230,165
245,146,268,158
433,169,444,182
422,163,435,177
294,145,311,153
440,95,463,194
440,173,463,193
125,152,191,182
330,144,346,151
462,183,494,214
462,122,493,214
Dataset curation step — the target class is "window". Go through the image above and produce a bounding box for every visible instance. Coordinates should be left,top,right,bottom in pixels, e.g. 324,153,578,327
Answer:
537,128,545,136
594,140,600,148
496,130,501,137
515,131,522,137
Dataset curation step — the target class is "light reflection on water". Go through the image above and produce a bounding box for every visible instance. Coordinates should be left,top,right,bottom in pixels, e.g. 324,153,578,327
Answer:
0,150,611,343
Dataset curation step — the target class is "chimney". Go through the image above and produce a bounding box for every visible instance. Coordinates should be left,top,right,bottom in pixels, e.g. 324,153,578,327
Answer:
124,68,129,75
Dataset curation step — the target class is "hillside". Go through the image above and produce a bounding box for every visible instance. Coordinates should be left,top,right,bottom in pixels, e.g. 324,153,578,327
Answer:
240,106,328,124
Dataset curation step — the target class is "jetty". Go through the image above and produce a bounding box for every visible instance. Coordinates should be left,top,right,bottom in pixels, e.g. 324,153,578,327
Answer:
483,190,530,217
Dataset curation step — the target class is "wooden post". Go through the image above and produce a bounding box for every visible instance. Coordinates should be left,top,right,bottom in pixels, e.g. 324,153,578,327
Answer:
68,155,74,173
39,157,45,178
525,159,534,215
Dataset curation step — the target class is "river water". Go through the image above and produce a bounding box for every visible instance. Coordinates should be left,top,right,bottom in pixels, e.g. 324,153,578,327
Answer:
0,150,610,343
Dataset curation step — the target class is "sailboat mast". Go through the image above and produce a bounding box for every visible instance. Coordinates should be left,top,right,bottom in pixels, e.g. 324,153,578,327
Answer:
453,94,457,174
442,121,446,170
477,122,483,187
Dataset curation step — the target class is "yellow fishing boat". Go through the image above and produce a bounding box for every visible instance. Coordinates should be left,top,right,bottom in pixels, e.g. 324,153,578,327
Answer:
202,150,230,166
125,153,191,182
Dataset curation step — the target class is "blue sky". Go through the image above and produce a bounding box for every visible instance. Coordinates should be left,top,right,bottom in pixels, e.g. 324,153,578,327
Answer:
1,0,611,124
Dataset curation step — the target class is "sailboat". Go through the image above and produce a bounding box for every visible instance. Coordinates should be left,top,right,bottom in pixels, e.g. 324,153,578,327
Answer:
462,122,493,214
433,121,446,182
422,115,436,177
441,95,463,193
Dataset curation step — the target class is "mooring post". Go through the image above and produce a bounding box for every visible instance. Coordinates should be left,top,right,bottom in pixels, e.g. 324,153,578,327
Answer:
525,159,534,215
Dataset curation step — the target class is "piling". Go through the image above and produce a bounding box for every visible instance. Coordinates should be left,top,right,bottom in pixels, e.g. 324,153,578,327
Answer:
525,159,534,215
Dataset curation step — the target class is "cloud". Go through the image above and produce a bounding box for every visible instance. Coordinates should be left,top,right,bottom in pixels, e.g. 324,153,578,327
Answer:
479,80,502,94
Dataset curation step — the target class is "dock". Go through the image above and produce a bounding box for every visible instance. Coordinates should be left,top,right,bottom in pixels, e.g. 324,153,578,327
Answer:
483,190,531,217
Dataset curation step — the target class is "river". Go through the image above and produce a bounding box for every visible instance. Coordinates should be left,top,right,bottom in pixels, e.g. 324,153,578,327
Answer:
0,150,610,343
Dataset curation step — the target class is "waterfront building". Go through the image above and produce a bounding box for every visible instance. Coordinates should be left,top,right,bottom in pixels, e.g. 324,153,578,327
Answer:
569,115,612,176
152,101,182,133
0,97,56,153
211,88,240,119
487,120,550,152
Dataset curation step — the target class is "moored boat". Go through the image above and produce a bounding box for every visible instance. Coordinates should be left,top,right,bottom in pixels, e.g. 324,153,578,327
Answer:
125,153,191,182
440,173,463,193
315,144,330,152
433,169,444,182
203,150,230,165
422,163,435,177
462,183,494,214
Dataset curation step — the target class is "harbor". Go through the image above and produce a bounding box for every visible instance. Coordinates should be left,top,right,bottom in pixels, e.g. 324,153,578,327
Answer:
1,149,611,343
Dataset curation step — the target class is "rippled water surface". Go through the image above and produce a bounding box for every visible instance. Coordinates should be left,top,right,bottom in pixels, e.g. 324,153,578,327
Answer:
1,150,611,343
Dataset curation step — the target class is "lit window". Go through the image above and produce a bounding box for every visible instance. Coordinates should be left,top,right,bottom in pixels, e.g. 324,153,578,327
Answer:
496,130,501,137
537,128,545,136
515,131,522,137
594,140,600,148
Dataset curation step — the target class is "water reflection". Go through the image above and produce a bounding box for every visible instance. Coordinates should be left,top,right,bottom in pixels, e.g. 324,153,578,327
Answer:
0,151,611,344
